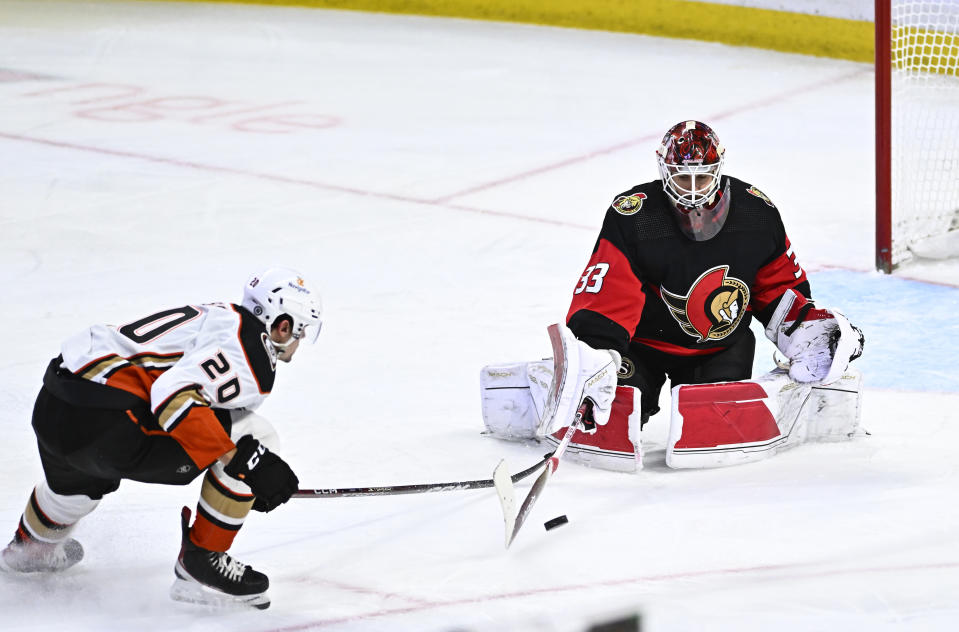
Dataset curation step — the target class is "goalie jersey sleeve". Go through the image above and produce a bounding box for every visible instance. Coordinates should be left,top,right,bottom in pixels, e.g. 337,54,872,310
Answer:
566,177,810,358
566,209,645,354
59,303,276,469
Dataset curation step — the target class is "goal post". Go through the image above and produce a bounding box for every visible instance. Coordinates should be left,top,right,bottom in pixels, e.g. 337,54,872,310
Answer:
875,0,959,273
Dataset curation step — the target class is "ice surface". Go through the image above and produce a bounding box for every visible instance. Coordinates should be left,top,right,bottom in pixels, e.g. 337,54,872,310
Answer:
1,2,957,631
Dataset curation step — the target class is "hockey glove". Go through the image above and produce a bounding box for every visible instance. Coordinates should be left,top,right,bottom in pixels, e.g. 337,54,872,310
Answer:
765,289,864,384
224,435,299,512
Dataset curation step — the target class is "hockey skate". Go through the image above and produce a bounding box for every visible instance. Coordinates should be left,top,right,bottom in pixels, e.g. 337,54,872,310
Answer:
0,530,84,573
169,507,270,610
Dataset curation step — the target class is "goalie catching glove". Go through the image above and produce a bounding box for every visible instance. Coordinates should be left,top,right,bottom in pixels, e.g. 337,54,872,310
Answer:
224,435,299,512
765,289,864,384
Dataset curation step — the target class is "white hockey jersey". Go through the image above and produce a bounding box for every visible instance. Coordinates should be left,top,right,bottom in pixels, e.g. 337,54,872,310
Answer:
60,303,276,468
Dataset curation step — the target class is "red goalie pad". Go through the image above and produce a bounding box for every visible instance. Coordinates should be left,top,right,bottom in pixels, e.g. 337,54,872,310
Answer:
667,369,864,469
545,385,642,473
672,382,781,449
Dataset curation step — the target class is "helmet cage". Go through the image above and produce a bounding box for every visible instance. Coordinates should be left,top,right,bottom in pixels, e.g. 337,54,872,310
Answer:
656,120,726,211
658,156,725,210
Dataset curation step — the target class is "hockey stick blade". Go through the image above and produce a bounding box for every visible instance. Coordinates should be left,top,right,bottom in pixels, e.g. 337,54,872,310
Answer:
496,408,586,548
495,454,559,548
493,459,517,546
293,452,551,499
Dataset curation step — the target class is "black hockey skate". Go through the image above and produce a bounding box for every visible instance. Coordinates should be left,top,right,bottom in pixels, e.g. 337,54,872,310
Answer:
169,507,270,610
0,528,83,573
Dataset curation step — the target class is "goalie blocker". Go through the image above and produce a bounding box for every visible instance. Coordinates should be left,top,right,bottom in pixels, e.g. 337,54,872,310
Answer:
481,359,862,471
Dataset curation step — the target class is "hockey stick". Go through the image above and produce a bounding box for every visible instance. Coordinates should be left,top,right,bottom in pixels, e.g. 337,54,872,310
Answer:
292,451,552,499
494,402,589,548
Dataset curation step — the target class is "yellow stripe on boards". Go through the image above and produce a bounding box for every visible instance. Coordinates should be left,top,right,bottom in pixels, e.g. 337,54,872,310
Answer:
133,0,875,62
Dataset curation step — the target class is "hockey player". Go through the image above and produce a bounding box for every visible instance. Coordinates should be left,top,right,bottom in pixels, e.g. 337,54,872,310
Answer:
481,121,864,468
566,120,863,427
0,267,323,610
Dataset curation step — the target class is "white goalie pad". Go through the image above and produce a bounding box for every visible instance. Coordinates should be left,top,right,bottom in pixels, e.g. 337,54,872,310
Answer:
480,360,553,440
480,324,620,441
666,367,863,469
544,385,643,473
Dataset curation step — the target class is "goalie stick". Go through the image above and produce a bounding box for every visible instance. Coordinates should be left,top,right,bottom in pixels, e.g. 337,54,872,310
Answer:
494,323,590,548
292,451,552,498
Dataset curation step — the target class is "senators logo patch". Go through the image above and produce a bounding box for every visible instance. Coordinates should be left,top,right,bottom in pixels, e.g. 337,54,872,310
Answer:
612,192,646,215
661,266,750,342
746,185,774,207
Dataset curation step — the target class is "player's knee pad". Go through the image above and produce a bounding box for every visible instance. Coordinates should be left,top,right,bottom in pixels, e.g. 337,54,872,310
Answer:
544,385,643,473
479,360,553,440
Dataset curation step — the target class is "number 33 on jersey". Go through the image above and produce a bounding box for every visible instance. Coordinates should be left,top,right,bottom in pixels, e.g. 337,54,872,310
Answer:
575,263,610,295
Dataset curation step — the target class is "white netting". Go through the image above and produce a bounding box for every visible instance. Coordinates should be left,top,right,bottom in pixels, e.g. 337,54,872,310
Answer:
890,0,959,265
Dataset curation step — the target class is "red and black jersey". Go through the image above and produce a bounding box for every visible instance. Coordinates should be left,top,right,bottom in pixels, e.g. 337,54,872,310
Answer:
566,176,809,357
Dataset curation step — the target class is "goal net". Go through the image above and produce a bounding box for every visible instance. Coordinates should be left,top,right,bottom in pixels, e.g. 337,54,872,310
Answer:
876,0,959,271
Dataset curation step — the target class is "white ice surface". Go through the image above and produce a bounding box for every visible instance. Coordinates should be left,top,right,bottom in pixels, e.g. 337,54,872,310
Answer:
1,2,958,631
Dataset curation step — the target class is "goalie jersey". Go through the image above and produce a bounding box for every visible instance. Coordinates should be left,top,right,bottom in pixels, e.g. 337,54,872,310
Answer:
567,176,810,357
57,303,276,470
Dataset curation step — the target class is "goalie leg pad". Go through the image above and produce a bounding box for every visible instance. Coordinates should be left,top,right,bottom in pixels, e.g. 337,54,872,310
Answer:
480,360,553,440
545,385,643,473
666,368,863,469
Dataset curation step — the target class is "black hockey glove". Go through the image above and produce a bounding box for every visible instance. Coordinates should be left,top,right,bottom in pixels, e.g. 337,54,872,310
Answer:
223,435,299,512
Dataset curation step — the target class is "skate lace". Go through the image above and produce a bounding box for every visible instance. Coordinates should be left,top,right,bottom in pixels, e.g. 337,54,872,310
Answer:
209,552,246,583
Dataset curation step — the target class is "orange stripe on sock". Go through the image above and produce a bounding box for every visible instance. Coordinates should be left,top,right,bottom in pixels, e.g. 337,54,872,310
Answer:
189,511,240,553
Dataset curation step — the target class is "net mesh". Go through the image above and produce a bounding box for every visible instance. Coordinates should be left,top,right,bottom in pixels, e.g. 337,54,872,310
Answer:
890,0,959,265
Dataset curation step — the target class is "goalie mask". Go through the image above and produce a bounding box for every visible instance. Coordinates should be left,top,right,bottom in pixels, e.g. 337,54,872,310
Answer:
656,120,730,241
241,267,323,348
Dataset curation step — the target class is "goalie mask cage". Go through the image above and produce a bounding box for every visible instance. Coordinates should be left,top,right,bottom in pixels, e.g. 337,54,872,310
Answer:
876,0,959,272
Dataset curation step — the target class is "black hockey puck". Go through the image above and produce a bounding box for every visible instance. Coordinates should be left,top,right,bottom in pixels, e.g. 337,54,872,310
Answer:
544,515,569,531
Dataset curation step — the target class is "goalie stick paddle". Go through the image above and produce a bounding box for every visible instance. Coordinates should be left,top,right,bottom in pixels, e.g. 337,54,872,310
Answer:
292,452,552,499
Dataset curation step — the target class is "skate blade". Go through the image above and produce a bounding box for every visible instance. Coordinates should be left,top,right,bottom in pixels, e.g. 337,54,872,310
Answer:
170,577,270,610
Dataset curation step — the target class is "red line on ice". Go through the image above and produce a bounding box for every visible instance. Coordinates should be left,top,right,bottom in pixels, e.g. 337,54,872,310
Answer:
428,68,869,204
0,131,594,231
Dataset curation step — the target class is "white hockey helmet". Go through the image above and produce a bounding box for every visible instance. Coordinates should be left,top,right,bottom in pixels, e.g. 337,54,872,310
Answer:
241,267,323,344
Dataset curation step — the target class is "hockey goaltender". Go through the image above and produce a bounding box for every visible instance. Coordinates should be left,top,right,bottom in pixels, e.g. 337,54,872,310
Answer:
481,121,865,471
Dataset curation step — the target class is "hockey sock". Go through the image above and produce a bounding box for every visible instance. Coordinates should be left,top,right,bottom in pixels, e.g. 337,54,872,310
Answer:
16,483,99,544
190,470,254,552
